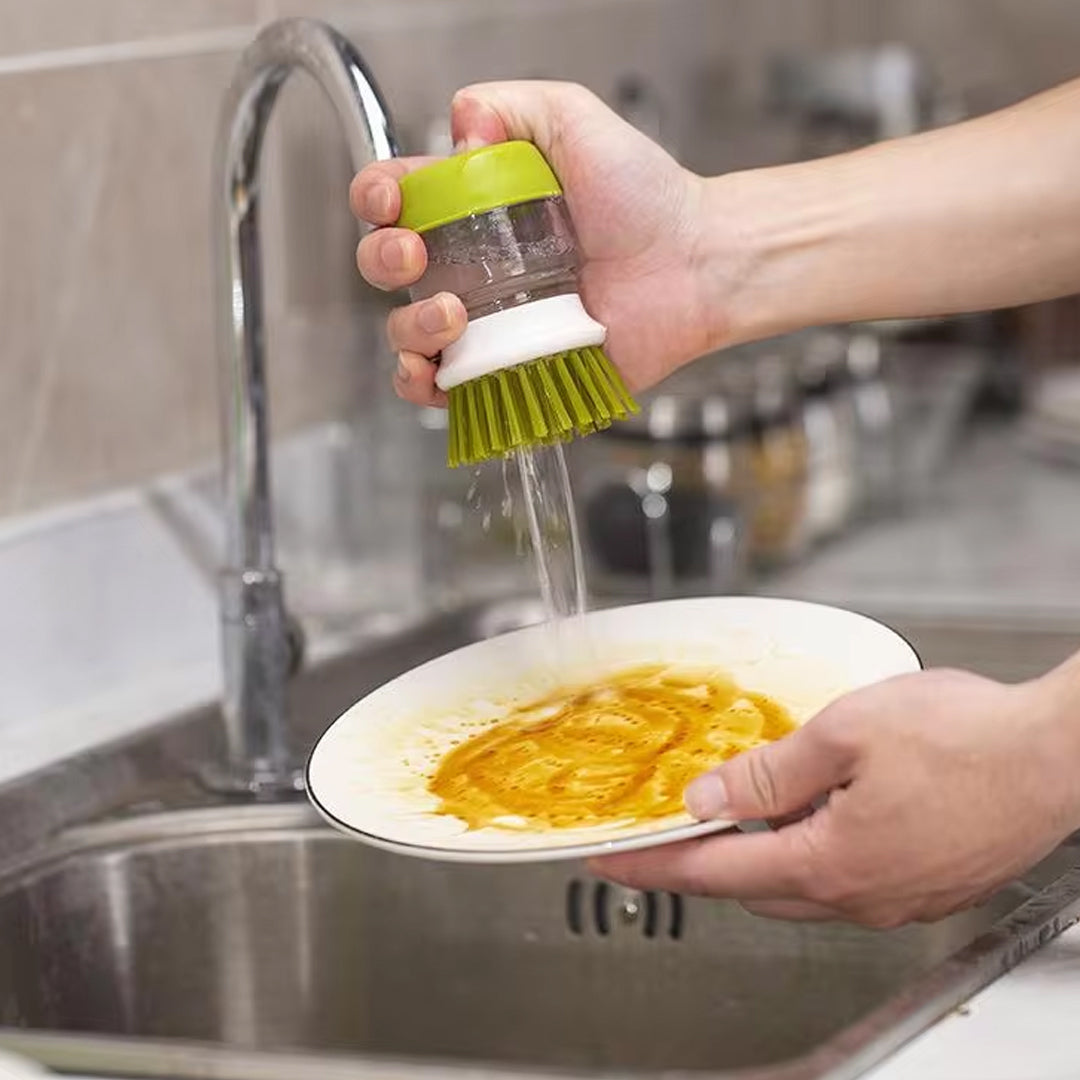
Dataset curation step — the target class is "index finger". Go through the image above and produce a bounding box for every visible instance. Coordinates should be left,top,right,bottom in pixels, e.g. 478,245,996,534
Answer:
588,823,816,901
349,156,438,226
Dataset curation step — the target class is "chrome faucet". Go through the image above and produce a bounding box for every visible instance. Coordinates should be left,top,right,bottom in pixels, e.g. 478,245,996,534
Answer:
207,19,399,794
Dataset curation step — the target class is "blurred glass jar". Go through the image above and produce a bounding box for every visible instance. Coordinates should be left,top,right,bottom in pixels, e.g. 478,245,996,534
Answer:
796,331,861,543
569,360,755,599
745,353,810,568
883,340,984,508
845,331,901,517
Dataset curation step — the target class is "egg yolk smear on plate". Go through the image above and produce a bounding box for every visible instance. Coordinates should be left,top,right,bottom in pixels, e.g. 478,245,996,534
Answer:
428,663,796,831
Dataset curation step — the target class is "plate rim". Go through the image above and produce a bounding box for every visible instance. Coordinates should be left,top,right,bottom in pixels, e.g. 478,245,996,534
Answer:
305,782,738,863
304,595,923,864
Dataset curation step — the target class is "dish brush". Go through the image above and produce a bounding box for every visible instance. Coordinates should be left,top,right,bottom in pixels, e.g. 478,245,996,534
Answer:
396,140,638,467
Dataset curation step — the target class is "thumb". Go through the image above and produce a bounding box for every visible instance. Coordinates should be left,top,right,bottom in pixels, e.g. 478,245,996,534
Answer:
685,717,857,822
450,86,510,151
450,80,595,156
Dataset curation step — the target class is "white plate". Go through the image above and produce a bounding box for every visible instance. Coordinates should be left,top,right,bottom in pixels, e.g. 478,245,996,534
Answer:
306,597,921,863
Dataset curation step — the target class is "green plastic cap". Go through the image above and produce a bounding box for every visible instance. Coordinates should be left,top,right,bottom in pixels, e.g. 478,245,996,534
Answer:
397,141,562,234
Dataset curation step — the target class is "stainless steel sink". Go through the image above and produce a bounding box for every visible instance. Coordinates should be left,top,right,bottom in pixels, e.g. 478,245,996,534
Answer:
1,600,1079,1080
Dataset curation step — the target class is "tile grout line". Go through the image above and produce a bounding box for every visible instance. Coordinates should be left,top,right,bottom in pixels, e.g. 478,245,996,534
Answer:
0,26,261,77
0,0,664,77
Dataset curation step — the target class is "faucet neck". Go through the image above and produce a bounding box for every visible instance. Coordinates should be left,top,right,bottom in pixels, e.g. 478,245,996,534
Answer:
209,19,399,794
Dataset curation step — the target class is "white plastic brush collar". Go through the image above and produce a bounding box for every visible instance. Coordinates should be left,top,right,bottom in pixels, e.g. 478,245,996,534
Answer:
435,293,607,392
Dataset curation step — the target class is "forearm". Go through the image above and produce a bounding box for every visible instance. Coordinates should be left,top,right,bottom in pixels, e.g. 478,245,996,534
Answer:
705,78,1080,346
1036,648,1080,759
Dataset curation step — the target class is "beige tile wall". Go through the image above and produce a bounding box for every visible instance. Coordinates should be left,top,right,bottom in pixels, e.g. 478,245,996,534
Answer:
1,49,236,512
0,0,257,55
0,0,380,517
2,0,1080,519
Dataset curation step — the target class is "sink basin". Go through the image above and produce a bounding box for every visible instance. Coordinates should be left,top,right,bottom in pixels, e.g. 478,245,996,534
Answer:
0,600,1078,1080
1,804,1076,1080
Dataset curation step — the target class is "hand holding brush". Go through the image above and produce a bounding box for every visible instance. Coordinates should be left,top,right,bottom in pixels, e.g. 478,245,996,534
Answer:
350,80,718,464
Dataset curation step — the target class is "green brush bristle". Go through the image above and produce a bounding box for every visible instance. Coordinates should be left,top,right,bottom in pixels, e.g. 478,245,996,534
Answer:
445,345,638,468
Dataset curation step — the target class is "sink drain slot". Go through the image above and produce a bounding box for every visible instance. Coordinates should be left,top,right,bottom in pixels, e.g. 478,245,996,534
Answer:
594,880,611,935
567,879,684,940
566,878,584,934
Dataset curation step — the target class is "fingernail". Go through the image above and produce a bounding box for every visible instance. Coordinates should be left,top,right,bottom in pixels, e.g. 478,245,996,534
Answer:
381,237,413,273
453,135,489,153
395,359,411,384
364,182,393,221
685,771,730,820
418,297,451,334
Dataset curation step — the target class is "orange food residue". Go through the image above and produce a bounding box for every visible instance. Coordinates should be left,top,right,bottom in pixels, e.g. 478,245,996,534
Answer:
428,664,796,830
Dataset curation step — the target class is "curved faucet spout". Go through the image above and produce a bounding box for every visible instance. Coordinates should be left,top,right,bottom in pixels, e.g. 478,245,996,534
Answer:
209,19,399,794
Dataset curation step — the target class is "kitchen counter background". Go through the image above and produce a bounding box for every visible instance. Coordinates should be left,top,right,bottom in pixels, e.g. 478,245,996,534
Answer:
763,422,1080,623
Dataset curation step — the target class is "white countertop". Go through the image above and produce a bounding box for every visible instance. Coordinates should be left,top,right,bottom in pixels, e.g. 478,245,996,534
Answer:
764,422,1080,623
871,925,1080,1079
3,431,1080,1079
0,490,220,787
